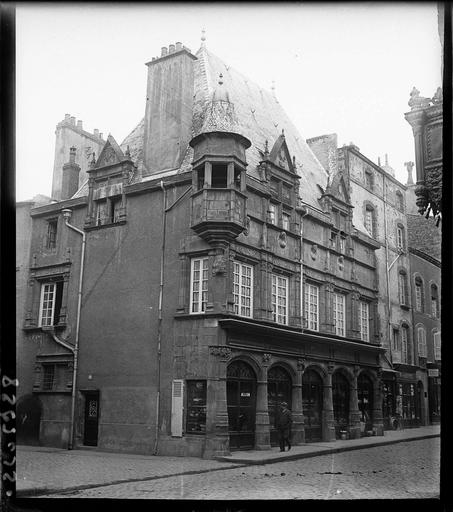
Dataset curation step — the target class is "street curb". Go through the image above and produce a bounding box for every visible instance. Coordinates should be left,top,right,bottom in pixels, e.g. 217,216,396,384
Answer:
15,462,246,498
214,433,441,465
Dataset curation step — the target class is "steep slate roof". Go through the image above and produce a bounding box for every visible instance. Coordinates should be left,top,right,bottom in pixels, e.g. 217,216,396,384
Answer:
407,214,442,262
119,44,328,208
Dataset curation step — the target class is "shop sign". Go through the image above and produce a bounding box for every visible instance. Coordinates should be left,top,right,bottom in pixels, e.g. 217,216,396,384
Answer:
240,392,250,397
428,369,439,377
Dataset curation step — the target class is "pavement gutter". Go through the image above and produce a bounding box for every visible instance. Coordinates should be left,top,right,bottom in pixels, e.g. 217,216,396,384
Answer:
16,433,440,498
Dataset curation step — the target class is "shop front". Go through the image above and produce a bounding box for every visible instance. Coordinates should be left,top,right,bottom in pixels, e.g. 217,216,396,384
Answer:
302,369,323,442
267,366,292,446
428,368,441,424
226,360,257,450
358,373,374,434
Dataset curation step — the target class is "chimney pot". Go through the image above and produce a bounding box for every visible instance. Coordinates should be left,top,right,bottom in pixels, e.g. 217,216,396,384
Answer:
175,42,182,51
77,120,83,129
99,133,103,139
94,129,99,137
385,153,388,165
64,114,70,121
161,46,168,56
378,157,381,166
169,44,175,53
70,116,76,125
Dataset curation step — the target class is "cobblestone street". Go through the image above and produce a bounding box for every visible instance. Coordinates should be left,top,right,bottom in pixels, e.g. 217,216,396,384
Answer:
34,438,439,500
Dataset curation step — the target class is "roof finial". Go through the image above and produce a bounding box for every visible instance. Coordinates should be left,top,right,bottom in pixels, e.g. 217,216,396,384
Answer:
378,156,381,166
201,28,206,46
271,80,275,93
385,153,388,166
264,139,269,157
125,145,131,158
404,161,414,185
281,128,285,137
218,73,223,85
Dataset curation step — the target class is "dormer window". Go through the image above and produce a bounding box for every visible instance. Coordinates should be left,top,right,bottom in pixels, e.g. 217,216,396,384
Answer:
95,196,122,226
365,170,374,190
46,219,58,249
396,190,404,211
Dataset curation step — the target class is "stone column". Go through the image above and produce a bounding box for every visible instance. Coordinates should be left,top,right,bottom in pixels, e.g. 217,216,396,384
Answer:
227,162,235,187
204,161,212,188
204,346,231,458
349,366,361,439
291,359,305,444
372,370,384,436
322,364,336,441
255,354,271,450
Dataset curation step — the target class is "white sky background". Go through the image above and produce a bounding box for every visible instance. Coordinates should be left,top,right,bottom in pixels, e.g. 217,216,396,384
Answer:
16,2,442,201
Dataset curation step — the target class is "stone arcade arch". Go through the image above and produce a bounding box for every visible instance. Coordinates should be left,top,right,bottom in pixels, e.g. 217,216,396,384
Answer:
267,365,293,446
357,372,374,433
302,368,324,442
332,370,350,438
226,360,257,450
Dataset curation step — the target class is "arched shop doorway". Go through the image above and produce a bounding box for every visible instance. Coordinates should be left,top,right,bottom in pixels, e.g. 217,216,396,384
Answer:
333,372,350,438
267,366,292,446
227,360,257,450
302,369,323,442
358,373,374,433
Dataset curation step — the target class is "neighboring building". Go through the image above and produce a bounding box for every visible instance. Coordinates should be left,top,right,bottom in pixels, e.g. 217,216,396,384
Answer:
51,115,105,201
405,146,442,426
17,40,386,458
307,136,425,429
16,194,53,444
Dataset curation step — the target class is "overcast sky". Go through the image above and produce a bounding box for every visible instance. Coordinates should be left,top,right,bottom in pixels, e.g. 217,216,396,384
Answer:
16,2,442,201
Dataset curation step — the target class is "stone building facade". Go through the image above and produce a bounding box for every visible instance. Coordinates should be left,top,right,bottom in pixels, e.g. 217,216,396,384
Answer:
17,41,387,457
306,136,428,429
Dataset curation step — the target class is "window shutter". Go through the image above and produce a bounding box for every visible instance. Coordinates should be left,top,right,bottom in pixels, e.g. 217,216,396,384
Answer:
171,379,184,437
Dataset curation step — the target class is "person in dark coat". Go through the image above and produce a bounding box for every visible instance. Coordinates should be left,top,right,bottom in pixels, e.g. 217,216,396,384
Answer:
277,402,292,452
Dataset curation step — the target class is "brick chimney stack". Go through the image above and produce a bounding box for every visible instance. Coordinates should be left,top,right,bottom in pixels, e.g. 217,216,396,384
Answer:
61,146,81,200
143,42,197,175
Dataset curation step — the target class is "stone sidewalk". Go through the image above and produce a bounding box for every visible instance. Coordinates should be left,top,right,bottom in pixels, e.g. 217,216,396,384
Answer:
16,425,440,497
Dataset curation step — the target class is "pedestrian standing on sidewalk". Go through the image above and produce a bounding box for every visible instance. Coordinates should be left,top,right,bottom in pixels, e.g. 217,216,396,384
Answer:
277,402,292,452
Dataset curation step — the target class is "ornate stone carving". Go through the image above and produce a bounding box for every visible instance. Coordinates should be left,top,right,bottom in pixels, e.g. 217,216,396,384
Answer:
297,358,306,372
278,231,287,248
209,346,232,361
327,362,335,374
244,216,250,236
432,87,443,104
310,244,318,260
262,353,272,364
408,87,431,110
212,253,227,275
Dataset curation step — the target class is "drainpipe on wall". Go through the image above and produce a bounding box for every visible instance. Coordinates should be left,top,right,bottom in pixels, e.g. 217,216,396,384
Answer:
62,208,86,450
153,181,192,455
